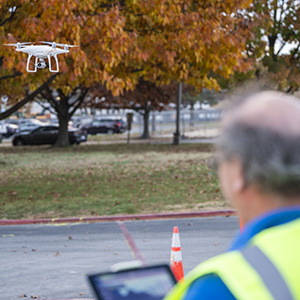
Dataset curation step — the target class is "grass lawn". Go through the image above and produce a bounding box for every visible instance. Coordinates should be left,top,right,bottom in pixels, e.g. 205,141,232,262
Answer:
0,142,229,220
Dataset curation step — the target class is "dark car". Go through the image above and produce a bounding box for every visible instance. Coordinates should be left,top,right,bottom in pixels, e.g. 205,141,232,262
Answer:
12,125,87,146
81,118,126,135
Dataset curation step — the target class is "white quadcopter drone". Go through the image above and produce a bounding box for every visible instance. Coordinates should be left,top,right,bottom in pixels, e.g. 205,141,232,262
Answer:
4,41,77,73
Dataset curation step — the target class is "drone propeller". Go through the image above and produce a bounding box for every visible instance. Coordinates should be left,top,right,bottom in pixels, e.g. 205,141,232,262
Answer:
39,41,78,50
54,43,78,48
4,42,33,48
39,41,57,48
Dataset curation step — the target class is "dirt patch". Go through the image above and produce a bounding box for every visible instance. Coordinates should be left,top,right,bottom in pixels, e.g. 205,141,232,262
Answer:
163,201,232,213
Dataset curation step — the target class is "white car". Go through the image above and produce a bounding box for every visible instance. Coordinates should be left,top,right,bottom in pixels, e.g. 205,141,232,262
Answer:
0,121,6,135
0,121,19,139
0,121,5,143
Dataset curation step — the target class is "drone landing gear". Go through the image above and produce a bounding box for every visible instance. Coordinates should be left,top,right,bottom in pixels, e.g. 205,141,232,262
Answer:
26,54,37,72
26,55,59,72
47,54,59,72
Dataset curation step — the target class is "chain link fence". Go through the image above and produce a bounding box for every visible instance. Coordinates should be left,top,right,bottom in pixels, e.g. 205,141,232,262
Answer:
73,108,222,139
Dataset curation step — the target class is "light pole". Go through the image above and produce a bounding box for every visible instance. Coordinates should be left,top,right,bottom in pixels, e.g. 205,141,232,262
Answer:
173,82,182,145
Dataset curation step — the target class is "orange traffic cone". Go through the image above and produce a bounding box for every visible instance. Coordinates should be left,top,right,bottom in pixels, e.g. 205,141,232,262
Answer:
170,226,184,281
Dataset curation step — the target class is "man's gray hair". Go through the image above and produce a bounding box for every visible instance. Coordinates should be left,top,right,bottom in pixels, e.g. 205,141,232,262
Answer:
217,122,300,197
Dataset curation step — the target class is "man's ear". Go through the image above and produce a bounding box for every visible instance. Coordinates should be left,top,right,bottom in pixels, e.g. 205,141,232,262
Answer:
232,157,246,193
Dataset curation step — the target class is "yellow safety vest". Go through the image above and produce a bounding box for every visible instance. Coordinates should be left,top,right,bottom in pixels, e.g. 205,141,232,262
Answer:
164,218,300,300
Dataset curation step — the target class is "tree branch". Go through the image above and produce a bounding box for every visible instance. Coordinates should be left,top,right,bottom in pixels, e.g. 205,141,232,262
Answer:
0,73,59,120
0,71,22,82
34,100,56,115
275,39,287,57
57,88,66,101
69,88,89,116
43,89,59,112
290,42,300,61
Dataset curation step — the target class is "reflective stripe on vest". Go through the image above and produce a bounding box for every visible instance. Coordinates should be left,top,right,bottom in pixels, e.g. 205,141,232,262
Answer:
241,246,293,300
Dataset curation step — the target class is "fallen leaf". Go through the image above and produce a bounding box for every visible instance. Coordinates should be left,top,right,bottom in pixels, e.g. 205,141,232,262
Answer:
18,295,27,298
54,252,60,256
68,236,73,240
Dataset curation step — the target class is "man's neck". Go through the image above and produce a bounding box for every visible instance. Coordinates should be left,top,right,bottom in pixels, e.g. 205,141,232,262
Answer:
238,187,300,225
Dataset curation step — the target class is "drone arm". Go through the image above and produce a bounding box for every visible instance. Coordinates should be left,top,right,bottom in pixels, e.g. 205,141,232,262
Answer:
26,54,37,72
47,54,59,72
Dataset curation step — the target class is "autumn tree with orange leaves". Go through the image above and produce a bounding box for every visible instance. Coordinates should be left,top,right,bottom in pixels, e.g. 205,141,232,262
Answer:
250,0,300,93
225,0,300,94
1,0,252,146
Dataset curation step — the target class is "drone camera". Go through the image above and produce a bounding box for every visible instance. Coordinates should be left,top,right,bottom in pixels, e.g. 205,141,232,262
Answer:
36,61,47,69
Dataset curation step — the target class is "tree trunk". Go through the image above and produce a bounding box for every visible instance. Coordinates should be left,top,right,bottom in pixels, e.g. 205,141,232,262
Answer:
55,115,70,147
140,109,150,139
54,99,70,147
48,87,88,147
190,102,194,128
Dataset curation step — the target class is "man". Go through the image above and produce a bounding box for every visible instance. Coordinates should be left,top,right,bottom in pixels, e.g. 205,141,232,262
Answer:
164,91,300,300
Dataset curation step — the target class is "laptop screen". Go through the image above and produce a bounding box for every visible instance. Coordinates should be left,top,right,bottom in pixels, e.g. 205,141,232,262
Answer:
88,264,177,300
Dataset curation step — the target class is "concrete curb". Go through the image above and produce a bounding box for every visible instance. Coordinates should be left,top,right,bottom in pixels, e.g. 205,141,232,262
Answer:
0,210,236,226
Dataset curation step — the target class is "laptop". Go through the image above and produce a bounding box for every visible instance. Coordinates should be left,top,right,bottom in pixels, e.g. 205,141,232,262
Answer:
88,262,177,300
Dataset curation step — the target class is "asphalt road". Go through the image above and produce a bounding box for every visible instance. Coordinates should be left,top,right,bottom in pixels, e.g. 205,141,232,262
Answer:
0,216,239,300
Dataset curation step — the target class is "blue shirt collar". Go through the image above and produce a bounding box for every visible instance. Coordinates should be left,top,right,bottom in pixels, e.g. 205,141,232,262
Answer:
229,206,300,251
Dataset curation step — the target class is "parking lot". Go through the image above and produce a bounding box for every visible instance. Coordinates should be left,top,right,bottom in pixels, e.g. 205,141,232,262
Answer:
0,216,239,300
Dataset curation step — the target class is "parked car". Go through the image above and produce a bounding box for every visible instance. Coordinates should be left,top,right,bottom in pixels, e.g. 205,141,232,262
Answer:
0,121,6,141
80,118,126,135
5,118,47,136
2,123,19,138
12,125,87,146
18,119,48,132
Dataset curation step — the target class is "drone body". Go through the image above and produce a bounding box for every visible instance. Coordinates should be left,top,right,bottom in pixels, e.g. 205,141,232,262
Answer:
4,42,77,72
